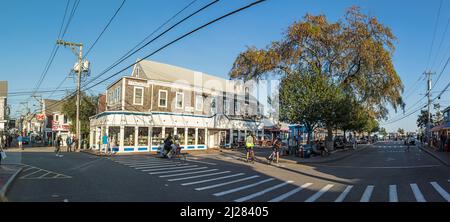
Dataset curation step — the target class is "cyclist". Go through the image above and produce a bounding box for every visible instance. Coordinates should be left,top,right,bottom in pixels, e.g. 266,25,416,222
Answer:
245,133,256,163
267,137,281,165
168,135,181,159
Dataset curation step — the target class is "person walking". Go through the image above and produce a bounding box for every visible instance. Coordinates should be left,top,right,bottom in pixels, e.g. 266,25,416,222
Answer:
55,135,62,157
245,133,256,164
18,134,23,150
405,135,410,152
66,136,72,152
102,134,108,154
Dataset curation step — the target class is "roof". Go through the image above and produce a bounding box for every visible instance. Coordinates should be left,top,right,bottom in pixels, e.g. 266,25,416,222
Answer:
43,99,63,114
133,60,238,93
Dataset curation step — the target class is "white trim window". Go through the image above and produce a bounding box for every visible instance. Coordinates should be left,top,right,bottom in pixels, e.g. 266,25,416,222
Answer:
133,86,144,105
195,94,203,111
158,90,168,108
245,87,250,105
211,96,217,115
176,92,184,109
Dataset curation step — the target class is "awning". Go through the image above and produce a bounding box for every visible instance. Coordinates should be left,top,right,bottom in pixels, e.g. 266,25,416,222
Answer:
431,124,445,132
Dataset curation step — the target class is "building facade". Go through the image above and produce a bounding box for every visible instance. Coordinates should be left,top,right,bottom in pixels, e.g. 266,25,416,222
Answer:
0,81,8,132
90,60,265,153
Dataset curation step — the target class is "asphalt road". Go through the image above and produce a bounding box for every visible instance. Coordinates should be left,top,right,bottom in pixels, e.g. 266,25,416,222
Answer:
5,140,450,202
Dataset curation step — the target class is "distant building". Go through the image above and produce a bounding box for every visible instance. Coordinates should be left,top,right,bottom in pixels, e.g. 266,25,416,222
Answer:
0,81,8,132
97,94,106,113
41,99,72,145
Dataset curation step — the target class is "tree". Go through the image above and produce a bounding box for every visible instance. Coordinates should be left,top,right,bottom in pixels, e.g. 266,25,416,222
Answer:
397,128,405,136
379,127,388,137
229,6,404,121
417,110,434,129
61,92,98,140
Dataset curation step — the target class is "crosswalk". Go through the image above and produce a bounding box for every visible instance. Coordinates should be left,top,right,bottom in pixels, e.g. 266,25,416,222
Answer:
19,164,72,180
109,156,450,202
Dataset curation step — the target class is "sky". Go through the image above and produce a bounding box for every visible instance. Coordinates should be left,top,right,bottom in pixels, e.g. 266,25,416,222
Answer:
1,0,449,133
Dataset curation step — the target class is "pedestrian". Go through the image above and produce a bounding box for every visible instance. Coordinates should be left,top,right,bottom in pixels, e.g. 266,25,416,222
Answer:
162,134,173,158
0,140,5,166
102,134,108,154
405,135,410,152
18,134,23,150
245,133,255,163
66,135,72,152
55,135,62,157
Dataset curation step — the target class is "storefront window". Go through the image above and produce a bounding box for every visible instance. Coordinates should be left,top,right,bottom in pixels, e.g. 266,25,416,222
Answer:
108,127,120,147
152,127,162,146
233,130,238,143
177,128,185,146
188,128,195,145
165,127,174,138
138,127,149,146
124,127,135,146
240,130,245,141
198,129,205,144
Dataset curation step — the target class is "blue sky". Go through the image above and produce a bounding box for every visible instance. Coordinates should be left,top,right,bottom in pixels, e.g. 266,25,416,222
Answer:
1,0,449,133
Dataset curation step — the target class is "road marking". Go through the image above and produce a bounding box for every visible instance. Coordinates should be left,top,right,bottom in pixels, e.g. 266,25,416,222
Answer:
409,183,427,202
169,171,231,181
20,169,43,178
37,172,52,179
181,173,245,186
389,185,398,202
334,185,354,202
126,161,181,166
159,169,218,178
148,167,208,175
235,181,293,202
22,166,37,172
185,159,217,165
430,182,450,202
143,165,199,172
134,163,190,170
214,178,275,197
269,183,313,202
140,165,197,172
118,160,168,165
305,184,334,202
360,185,374,202
195,175,260,191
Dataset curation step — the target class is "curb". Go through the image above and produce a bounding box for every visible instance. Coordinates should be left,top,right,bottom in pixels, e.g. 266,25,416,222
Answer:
0,166,23,202
418,143,450,167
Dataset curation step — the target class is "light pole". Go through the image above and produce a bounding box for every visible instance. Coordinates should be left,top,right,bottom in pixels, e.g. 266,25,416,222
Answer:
56,40,84,151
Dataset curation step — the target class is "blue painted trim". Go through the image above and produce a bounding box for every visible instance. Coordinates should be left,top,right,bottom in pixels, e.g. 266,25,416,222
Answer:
197,145,205,148
138,147,148,151
151,147,159,151
112,148,119,152
124,148,134,151
187,146,195,149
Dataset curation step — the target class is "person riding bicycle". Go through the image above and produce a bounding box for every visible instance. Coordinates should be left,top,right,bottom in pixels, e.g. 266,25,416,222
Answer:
162,134,173,158
245,133,256,163
267,137,282,164
168,135,181,159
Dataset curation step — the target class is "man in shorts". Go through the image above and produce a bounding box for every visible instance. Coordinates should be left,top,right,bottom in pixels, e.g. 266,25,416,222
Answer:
245,133,256,163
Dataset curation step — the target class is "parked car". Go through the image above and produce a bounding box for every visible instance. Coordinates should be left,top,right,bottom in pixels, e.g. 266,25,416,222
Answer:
404,136,416,145
357,138,368,144
334,137,345,149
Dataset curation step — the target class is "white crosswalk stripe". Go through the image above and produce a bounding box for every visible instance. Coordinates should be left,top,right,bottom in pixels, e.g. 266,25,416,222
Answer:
141,165,199,172
430,182,450,202
159,169,218,178
305,184,334,202
134,163,189,170
269,183,313,202
360,185,374,202
410,183,426,202
389,185,398,202
214,178,275,197
148,167,209,175
168,171,231,181
181,173,245,186
235,181,293,202
195,175,260,191
334,185,353,202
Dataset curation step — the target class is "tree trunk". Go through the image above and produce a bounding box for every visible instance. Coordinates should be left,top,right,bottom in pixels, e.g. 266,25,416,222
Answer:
327,127,334,150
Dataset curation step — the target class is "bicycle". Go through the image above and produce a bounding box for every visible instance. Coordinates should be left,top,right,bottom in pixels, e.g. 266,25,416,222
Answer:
245,147,255,164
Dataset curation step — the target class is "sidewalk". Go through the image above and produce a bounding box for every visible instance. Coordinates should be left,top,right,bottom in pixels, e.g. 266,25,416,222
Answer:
417,142,450,167
0,164,23,202
219,144,370,164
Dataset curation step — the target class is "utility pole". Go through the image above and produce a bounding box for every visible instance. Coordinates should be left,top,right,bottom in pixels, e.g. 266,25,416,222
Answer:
424,71,435,142
57,40,83,151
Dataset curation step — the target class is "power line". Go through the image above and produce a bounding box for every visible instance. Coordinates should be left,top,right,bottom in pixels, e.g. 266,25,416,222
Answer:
83,0,214,88
83,0,127,58
425,0,443,71
38,0,266,116
84,0,266,91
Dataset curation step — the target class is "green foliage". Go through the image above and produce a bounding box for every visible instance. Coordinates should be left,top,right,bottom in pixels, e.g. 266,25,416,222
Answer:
61,92,98,138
